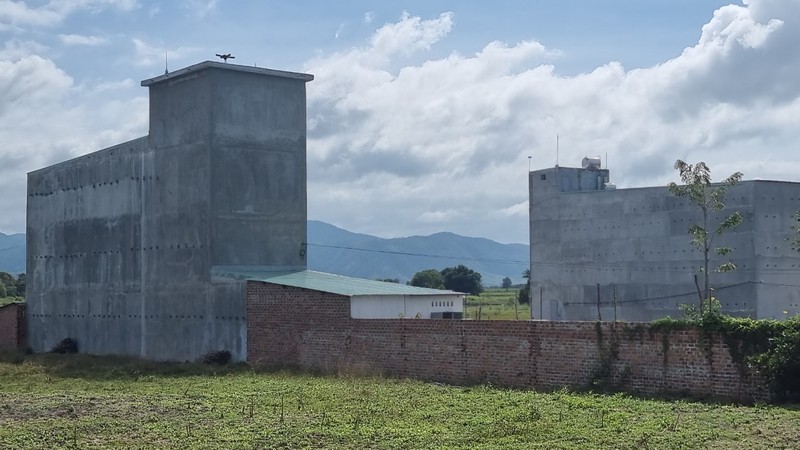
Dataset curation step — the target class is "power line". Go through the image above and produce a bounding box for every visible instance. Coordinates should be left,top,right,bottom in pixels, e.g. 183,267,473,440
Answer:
562,281,753,305
303,242,529,266
532,260,800,275
559,280,800,306
304,241,800,274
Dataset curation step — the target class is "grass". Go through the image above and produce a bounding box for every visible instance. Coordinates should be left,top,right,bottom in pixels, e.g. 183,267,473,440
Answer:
1,354,799,449
465,288,531,320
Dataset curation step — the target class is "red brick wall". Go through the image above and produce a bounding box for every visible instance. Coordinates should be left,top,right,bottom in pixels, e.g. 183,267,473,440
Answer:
0,303,26,351
247,281,768,402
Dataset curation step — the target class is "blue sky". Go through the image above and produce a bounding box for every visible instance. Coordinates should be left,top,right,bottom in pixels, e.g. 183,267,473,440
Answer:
2,0,799,243
13,1,732,79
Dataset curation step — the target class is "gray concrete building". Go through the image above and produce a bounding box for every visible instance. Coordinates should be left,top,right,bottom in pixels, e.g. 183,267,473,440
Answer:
26,61,313,361
529,161,800,321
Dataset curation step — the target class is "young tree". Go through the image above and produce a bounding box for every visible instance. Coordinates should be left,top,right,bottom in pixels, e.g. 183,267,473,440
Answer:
0,272,16,297
518,269,531,305
441,265,483,295
501,276,512,290
14,273,25,298
668,160,743,310
409,269,445,289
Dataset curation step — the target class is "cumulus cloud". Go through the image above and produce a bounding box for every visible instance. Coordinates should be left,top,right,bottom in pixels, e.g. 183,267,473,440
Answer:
304,2,800,243
0,39,47,60
0,55,147,233
59,33,109,46
1,1,798,245
370,11,453,57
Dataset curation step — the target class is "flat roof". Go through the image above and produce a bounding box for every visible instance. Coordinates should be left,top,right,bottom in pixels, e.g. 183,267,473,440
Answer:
141,60,314,87
214,269,464,297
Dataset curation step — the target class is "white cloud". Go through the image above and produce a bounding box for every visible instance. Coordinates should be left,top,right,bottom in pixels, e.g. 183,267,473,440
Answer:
364,11,374,24
499,201,528,218
0,39,47,60
182,0,217,18
418,209,463,224
304,2,800,243
370,11,453,57
131,38,200,67
0,0,62,27
59,34,109,46
0,55,147,233
0,0,138,28
1,1,798,245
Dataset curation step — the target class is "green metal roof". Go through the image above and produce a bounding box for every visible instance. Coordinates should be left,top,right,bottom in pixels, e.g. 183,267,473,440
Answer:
219,269,463,297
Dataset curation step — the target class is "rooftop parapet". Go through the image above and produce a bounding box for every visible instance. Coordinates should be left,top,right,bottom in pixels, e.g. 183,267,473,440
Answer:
140,60,313,87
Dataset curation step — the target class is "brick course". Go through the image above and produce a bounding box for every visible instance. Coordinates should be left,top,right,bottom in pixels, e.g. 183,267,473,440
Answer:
0,303,26,351
247,281,768,402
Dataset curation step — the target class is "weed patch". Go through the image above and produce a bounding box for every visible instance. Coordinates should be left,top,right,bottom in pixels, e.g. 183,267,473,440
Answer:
1,355,799,448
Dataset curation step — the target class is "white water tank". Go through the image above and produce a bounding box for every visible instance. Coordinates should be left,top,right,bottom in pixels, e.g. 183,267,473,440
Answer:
582,156,601,170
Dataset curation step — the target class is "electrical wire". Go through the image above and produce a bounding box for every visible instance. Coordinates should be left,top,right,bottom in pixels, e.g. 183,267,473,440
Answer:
303,242,530,266
558,281,800,306
303,242,800,274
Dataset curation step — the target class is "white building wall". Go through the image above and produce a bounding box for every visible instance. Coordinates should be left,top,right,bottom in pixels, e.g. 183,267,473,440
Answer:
350,295,463,319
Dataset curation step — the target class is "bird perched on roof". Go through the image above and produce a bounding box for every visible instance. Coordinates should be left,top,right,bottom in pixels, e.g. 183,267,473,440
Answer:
215,53,235,62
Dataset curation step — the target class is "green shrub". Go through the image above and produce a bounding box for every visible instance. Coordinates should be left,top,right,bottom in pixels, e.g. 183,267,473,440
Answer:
750,323,800,402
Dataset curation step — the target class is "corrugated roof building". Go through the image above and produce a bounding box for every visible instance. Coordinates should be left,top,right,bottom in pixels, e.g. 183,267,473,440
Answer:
217,269,465,319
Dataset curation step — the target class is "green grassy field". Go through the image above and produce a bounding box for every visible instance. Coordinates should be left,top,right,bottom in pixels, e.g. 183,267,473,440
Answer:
1,354,799,449
465,288,532,320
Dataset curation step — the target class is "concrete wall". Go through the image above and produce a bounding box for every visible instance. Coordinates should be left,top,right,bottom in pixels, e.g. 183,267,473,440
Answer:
26,61,312,361
247,281,769,402
0,303,25,351
752,181,800,318
529,166,800,321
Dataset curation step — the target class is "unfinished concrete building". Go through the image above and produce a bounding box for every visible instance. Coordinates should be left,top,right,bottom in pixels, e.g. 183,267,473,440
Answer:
529,161,800,321
27,61,466,362
26,61,313,360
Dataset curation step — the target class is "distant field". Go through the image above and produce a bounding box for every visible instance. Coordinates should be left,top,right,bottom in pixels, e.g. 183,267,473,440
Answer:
1,354,799,449
465,288,532,320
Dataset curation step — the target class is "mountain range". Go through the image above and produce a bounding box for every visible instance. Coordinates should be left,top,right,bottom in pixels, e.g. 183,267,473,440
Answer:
0,232,25,275
306,221,528,286
0,221,529,286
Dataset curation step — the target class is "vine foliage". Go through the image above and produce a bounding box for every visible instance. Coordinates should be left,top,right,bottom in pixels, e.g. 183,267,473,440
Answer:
653,301,800,402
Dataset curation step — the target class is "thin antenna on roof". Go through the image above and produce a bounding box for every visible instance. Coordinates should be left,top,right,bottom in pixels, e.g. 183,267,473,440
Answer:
164,50,169,75
556,133,559,167
605,152,608,170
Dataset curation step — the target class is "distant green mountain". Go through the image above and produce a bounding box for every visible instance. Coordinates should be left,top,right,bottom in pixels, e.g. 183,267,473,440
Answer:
306,220,529,286
0,222,530,286
0,232,25,275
